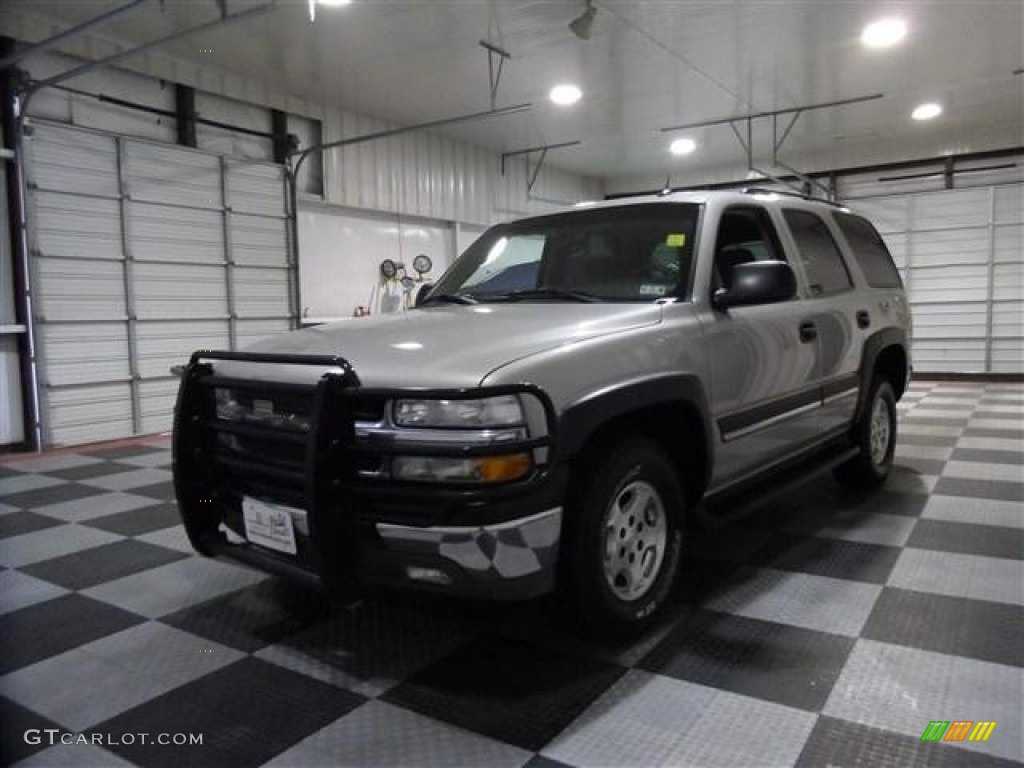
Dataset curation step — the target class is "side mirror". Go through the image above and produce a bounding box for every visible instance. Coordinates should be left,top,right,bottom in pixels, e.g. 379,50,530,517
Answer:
414,283,434,307
713,260,796,309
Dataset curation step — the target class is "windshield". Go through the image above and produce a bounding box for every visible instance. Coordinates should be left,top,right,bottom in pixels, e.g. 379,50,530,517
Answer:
427,203,700,303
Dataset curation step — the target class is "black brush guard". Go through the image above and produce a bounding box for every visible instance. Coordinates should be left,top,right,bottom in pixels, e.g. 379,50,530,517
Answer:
172,349,556,592
173,350,361,590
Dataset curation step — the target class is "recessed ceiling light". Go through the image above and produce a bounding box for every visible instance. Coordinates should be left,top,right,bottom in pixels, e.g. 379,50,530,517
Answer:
669,138,697,156
861,18,907,48
912,102,943,121
310,0,351,19
550,84,582,106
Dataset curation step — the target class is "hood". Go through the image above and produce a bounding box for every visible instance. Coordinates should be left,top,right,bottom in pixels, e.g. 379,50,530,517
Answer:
229,304,663,388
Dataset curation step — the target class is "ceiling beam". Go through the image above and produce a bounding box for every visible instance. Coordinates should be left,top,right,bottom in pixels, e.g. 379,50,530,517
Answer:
660,93,885,133
500,140,581,177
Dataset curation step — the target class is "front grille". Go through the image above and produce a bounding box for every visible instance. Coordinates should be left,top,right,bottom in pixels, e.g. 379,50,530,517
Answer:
216,388,314,433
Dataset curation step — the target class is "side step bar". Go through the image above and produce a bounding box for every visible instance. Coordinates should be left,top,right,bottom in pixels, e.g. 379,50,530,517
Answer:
696,443,860,527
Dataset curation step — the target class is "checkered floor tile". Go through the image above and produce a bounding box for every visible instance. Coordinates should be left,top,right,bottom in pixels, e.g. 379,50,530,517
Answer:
1,382,1021,768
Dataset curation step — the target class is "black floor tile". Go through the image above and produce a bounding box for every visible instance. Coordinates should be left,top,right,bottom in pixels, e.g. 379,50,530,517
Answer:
754,533,902,584
796,716,1020,768
961,428,1024,441
83,445,170,460
525,756,576,768
160,579,330,653
950,448,1024,465
681,525,779,566
127,481,177,502
0,594,145,674
979,396,1024,405
862,588,1023,667
91,657,364,768
0,482,106,510
21,539,188,590
84,502,182,536
676,558,745,607
900,416,970,427
0,510,65,539
639,609,855,712
971,409,1024,420
0,466,27,479
46,461,140,482
0,696,64,767
908,519,1024,561
383,634,626,751
851,491,930,517
893,457,948,476
933,477,1023,504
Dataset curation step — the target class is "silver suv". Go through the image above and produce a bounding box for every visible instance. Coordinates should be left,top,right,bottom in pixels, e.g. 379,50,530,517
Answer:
173,188,910,632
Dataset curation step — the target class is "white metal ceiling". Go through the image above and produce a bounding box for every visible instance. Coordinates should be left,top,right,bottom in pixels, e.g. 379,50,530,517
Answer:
3,0,1023,186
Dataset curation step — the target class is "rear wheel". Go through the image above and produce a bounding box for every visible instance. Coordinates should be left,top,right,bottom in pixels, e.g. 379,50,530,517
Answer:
565,437,684,635
834,378,897,489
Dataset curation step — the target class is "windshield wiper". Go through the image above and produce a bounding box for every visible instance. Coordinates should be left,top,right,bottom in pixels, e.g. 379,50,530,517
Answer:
419,293,478,306
487,288,601,303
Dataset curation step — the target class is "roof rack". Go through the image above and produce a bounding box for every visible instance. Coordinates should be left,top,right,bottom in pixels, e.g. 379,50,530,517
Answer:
741,186,846,208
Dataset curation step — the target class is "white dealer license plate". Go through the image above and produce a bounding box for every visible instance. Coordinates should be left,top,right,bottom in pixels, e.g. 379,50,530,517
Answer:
242,497,298,555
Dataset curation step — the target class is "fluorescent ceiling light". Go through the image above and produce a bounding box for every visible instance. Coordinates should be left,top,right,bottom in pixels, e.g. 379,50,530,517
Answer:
550,83,582,106
911,102,943,121
669,138,697,156
319,0,353,5
861,18,907,48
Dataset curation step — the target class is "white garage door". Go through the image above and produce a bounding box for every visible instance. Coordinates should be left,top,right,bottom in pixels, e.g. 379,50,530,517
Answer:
842,174,1023,375
25,122,294,447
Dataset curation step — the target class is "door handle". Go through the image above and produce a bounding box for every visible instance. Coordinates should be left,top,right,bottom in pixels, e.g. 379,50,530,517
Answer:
799,321,818,343
856,310,871,329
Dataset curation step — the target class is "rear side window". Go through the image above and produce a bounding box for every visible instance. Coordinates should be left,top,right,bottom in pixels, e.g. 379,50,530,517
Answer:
834,212,903,288
783,209,853,296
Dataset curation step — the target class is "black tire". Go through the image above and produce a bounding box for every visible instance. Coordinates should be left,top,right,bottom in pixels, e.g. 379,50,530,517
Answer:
834,378,897,489
564,437,684,636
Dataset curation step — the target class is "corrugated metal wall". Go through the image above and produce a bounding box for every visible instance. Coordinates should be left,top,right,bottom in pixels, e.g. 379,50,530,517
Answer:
25,122,292,446
319,108,603,226
841,164,1023,374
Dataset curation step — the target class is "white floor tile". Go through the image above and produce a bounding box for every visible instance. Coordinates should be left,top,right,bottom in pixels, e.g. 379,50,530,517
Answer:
544,670,817,768
922,495,1024,529
943,461,1024,483
82,557,267,619
704,567,882,637
0,570,71,615
0,525,122,568
889,548,1024,606
824,640,1023,763
265,700,531,768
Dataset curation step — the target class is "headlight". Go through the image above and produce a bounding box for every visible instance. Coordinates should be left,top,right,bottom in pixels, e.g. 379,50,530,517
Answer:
394,394,524,428
392,453,533,484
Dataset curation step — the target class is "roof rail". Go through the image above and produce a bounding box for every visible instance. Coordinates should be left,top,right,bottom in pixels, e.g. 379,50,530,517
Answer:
741,186,846,208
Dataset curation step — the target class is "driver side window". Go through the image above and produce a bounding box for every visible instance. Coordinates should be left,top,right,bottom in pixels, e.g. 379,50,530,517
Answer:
713,206,787,293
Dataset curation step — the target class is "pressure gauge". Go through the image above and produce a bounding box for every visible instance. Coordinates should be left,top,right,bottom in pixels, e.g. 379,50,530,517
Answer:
380,259,397,279
412,253,433,275
400,276,417,291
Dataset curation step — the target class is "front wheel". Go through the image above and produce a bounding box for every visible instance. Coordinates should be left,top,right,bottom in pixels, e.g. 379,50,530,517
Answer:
834,378,897,489
565,437,684,635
